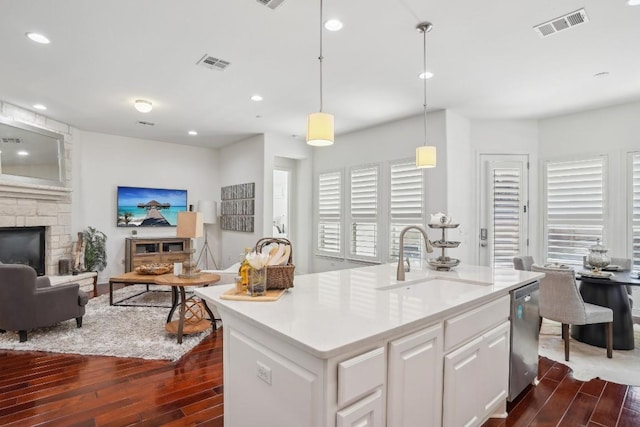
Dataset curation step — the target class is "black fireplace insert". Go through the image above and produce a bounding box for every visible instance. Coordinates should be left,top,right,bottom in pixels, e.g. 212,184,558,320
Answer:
0,226,46,275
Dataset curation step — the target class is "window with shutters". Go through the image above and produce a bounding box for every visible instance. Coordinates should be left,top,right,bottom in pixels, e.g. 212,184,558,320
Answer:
317,170,342,256
491,167,523,269
631,152,640,269
544,157,606,266
348,164,380,261
389,160,425,261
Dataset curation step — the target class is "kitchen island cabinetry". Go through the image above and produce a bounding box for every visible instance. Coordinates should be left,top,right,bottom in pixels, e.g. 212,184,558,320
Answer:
195,263,543,427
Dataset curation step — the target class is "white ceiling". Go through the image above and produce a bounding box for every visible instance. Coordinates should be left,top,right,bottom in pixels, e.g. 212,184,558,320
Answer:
1,0,639,149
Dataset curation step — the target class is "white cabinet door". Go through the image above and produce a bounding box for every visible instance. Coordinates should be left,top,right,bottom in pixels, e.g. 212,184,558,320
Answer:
443,336,483,427
480,321,510,416
387,324,443,427
336,390,383,427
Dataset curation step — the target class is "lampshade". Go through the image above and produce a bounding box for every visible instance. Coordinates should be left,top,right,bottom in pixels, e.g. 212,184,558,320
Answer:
416,145,437,168
134,99,153,113
176,211,203,238
197,200,217,224
306,112,334,146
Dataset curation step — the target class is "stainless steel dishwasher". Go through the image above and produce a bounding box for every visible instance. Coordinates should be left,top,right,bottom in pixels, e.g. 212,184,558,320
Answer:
508,280,540,401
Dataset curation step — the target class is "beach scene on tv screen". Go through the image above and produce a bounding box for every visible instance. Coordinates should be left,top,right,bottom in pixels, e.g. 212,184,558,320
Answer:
117,186,187,227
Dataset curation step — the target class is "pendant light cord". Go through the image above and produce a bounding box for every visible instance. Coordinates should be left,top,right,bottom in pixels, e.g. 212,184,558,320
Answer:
422,25,428,146
319,0,324,112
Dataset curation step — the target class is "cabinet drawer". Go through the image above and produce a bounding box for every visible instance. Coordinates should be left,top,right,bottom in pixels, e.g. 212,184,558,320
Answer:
444,295,510,352
131,255,160,267
160,254,188,263
337,347,385,407
336,389,383,427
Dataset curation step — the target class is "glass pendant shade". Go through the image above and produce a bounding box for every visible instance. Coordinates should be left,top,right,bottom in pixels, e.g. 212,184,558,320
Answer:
416,145,436,168
306,112,334,146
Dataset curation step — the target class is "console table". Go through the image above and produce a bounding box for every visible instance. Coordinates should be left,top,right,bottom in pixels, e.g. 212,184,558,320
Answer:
50,271,98,295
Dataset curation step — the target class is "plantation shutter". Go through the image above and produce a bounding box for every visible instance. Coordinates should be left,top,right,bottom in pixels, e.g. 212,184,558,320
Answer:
389,161,425,261
545,157,605,266
492,167,522,269
317,171,342,255
632,153,640,269
349,165,379,261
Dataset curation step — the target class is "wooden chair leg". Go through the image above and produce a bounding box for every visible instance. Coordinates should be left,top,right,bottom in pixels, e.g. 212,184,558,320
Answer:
606,322,613,359
562,323,570,361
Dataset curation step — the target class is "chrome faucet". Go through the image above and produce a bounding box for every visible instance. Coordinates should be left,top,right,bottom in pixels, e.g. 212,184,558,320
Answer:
396,225,434,281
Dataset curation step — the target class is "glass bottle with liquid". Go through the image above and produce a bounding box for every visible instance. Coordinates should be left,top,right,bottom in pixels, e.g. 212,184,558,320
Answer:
238,247,252,294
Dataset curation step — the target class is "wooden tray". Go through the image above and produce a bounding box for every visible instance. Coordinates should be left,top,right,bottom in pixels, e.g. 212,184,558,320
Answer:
220,288,287,301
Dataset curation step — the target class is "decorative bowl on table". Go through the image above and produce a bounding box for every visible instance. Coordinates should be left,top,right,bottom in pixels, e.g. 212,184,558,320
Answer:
134,263,173,275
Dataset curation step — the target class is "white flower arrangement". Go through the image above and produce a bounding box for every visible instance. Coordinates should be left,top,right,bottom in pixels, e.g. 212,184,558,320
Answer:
245,251,270,270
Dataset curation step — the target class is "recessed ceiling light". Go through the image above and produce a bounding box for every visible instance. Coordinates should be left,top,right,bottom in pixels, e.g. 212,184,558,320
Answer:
188,130,198,136
594,71,610,79
419,71,434,79
324,19,343,31
627,0,640,6
17,150,29,156
33,104,47,110
25,32,50,44
250,94,263,102
134,99,153,113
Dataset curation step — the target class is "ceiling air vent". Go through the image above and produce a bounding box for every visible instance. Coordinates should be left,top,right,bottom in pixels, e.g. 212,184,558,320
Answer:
534,8,589,38
196,54,231,71
136,120,155,127
256,0,286,10
1,137,22,143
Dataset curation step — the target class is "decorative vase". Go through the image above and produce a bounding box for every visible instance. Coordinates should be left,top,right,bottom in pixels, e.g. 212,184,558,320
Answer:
249,267,267,297
587,238,610,272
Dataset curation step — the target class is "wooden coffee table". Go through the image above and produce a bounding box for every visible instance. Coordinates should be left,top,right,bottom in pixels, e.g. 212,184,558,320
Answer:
108,271,169,307
155,273,221,344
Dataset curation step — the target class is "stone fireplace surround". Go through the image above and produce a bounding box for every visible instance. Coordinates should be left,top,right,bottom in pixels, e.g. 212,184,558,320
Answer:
0,102,74,276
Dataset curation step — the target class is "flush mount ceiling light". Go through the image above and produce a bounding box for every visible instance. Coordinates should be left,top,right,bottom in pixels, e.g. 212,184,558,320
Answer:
134,99,153,113
33,104,47,110
307,0,334,147
415,22,436,169
324,19,343,31
25,32,50,44
250,94,263,102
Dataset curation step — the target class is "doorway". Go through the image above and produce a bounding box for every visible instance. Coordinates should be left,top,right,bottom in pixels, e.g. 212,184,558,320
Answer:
273,168,291,239
479,154,529,269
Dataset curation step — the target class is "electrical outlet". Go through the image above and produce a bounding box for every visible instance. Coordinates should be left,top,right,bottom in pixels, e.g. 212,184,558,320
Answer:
257,361,272,385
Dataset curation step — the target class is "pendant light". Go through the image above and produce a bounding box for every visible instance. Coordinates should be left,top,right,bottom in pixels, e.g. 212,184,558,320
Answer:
306,0,334,146
415,22,436,168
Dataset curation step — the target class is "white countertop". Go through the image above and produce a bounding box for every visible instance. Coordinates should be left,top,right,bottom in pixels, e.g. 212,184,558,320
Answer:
195,263,543,358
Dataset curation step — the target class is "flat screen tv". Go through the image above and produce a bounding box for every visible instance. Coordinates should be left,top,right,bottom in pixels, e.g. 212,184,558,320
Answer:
117,186,188,227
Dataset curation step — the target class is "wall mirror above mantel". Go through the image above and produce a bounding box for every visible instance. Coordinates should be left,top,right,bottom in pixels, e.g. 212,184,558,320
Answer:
0,116,66,188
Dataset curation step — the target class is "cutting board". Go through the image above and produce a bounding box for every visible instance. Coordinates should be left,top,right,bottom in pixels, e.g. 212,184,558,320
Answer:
220,288,287,301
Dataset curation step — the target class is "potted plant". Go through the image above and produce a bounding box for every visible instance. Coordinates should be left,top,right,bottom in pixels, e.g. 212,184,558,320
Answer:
83,226,107,272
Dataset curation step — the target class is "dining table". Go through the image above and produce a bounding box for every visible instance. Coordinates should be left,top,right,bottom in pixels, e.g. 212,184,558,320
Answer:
571,269,639,350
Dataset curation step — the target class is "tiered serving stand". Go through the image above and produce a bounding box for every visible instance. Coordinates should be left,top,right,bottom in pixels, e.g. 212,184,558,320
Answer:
427,223,461,271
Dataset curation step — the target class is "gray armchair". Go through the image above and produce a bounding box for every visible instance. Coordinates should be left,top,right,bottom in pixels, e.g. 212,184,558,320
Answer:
513,256,534,271
0,264,88,342
532,264,612,361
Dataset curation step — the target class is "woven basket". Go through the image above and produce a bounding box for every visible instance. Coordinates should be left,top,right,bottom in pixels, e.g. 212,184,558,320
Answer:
255,237,295,290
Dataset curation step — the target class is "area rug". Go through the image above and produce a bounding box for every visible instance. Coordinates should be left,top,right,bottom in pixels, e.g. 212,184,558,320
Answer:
0,285,215,361
539,319,640,386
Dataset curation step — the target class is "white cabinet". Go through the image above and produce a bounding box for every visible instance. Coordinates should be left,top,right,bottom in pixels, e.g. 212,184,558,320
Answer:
443,321,510,427
387,324,443,427
336,390,383,427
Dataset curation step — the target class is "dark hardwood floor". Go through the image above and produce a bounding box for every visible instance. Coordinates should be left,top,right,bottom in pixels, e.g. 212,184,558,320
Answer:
1,285,639,426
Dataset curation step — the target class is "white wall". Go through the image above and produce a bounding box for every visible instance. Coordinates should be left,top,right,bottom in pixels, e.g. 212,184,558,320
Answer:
312,111,448,272
218,134,266,268
538,100,640,259
264,133,314,274
73,130,219,282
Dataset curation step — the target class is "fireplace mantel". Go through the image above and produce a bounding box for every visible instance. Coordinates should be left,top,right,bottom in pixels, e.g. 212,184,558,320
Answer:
0,181,72,201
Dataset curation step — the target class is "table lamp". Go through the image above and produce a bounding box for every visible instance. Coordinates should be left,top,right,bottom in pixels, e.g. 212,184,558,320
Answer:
176,211,203,278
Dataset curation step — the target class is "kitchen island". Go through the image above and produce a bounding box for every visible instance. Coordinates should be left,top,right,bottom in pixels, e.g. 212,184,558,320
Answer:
195,263,543,427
